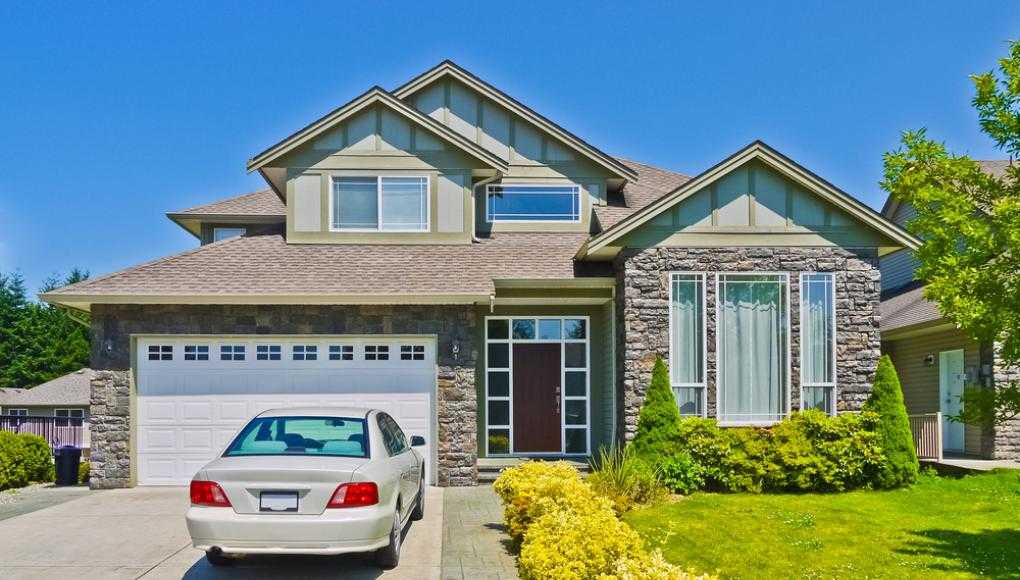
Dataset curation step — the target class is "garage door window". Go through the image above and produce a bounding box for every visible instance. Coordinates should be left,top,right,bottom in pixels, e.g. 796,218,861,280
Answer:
220,345,245,361
365,345,389,361
148,345,173,361
329,345,354,360
256,345,281,360
184,345,209,361
401,345,425,360
293,345,318,361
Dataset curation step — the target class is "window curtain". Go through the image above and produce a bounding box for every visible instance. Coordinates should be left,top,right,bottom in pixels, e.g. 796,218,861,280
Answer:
670,276,702,384
334,177,378,229
381,177,427,230
802,276,833,384
719,276,786,422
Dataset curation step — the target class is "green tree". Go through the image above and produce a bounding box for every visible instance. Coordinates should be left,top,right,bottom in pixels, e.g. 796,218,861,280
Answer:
631,357,681,458
863,356,918,488
882,40,1020,428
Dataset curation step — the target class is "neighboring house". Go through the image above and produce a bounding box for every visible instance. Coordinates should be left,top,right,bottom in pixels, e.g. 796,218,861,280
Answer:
42,61,917,489
880,160,1019,460
0,369,92,449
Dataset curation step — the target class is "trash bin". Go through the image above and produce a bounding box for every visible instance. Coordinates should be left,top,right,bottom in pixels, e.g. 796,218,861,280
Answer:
54,445,82,486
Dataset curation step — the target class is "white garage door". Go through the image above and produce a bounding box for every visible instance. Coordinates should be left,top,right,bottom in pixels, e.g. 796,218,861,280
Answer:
136,336,436,486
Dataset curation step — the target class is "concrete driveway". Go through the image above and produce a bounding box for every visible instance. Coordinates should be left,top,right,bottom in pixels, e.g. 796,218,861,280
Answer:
0,486,443,579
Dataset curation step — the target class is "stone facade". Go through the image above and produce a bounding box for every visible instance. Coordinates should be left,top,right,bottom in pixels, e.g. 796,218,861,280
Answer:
88,304,478,488
615,246,882,440
991,343,1020,460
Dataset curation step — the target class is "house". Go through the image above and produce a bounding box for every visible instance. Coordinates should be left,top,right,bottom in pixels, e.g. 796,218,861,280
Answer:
0,369,92,449
880,161,1019,460
41,61,918,489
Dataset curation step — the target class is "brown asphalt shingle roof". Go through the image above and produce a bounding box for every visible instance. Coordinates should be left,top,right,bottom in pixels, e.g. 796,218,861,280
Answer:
880,285,943,332
0,369,93,407
594,159,691,229
174,189,285,217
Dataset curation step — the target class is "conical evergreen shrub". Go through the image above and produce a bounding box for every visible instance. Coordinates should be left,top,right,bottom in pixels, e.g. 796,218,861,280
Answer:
863,355,919,487
631,357,681,458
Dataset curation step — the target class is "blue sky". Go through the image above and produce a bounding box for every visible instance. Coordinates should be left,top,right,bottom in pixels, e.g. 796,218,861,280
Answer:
0,2,1016,295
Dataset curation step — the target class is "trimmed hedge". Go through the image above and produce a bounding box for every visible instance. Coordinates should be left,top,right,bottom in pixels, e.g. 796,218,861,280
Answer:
632,357,682,459
0,432,54,490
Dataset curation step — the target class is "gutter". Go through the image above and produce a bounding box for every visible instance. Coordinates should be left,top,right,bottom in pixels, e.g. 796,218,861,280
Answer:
471,172,503,243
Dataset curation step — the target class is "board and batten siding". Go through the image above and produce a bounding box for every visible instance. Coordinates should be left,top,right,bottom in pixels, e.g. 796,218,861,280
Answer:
882,328,983,456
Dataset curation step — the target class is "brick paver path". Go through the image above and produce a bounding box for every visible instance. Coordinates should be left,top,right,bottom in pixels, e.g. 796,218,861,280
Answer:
441,486,519,579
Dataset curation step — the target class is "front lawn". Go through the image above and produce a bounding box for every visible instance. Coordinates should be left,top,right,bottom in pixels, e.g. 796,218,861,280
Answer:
624,470,1020,579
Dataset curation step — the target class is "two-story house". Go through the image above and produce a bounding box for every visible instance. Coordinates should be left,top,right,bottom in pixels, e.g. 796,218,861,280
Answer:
43,61,918,488
880,163,1020,460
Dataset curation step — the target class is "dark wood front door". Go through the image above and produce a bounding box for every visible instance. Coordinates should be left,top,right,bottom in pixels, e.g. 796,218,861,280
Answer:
512,343,561,453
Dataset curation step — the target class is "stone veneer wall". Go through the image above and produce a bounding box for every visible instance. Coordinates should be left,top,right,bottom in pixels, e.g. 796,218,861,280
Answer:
615,247,881,441
88,304,478,488
991,343,1020,459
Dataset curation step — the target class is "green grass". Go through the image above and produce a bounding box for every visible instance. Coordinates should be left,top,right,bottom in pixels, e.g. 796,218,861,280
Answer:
624,470,1020,579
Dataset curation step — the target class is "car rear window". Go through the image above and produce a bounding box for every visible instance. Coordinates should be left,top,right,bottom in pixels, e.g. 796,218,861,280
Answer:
223,416,369,458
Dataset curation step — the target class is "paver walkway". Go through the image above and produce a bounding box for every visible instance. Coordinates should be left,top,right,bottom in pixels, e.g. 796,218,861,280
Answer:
441,486,518,580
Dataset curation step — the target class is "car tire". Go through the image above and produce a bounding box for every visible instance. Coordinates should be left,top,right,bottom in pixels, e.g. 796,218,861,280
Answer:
410,478,425,521
205,550,234,567
375,510,402,569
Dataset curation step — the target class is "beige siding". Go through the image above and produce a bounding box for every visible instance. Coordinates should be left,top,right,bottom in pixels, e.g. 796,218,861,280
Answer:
883,328,984,455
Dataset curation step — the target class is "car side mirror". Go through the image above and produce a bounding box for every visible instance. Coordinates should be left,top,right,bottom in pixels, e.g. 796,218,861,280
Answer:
410,435,426,447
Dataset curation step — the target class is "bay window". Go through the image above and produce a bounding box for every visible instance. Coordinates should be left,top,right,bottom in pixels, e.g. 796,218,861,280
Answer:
717,274,789,424
486,184,580,222
669,273,706,416
332,176,429,231
800,273,836,414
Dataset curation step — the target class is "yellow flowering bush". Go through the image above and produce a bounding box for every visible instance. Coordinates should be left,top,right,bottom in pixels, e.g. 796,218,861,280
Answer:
493,461,602,545
607,550,710,580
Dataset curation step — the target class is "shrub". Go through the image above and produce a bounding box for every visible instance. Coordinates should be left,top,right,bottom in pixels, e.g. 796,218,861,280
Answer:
588,446,666,513
657,452,705,495
613,550,708,580
19,434,54,483
78,460,90,484
492,461,604,546
863,355,919,487
632,357,682,459
0,432,54,490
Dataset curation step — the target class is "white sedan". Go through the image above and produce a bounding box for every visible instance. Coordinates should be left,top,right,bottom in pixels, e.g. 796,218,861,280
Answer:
185,406,426,568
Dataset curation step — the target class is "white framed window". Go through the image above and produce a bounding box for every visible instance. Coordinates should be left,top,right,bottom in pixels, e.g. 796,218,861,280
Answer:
365,345,390,361
485,184,581,223
292,345,318,361
184,345,209,361
220,345,246,361
7,408,28,417
331,176,429,232
147,345,173,361
716,273,790,425
212,227,245,242
400,345,425,361
256,344,281,361
800,273,837,415
329,345,354,361
55,408,85,427
669,273,707,417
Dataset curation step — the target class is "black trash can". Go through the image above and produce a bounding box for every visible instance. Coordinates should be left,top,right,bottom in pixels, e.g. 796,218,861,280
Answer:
54,445,82,486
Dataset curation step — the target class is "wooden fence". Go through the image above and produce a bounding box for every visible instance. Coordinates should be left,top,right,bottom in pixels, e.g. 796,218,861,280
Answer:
0,415,89,449
908,412,943,461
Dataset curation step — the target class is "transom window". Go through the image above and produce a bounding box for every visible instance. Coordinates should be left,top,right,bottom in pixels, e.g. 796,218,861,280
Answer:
220,345,246,361
400,345,425,361
148,345,173,361
329,345,354,361
184,345,209,361
717,274,789,425
55,409,84,427
486,184,581,222
365,345,390,361
256,345,281,361
801,273,837,414
292,345,318,361
332,176,429,232
669,273,706,417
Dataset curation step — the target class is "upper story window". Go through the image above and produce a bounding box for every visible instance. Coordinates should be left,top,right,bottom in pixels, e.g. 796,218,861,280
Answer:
331,176,429,232
213,227,246,242
486,184,580,222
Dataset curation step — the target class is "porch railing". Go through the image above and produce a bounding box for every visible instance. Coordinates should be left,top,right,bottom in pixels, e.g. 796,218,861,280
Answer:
908,412,942,461
0,415,89,449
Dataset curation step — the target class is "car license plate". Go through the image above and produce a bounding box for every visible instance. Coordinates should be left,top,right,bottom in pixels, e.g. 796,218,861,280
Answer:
260,491,298,512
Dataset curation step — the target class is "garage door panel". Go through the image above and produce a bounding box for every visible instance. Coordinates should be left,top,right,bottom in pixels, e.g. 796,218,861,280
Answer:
136,337,436,486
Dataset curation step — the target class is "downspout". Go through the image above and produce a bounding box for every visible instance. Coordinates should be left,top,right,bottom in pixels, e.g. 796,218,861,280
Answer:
471,172,503,243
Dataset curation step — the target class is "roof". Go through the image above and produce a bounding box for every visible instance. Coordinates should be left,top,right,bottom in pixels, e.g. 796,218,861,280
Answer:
595,159,691,228
171,189,284,218
880,285,943,332
0,369,93,407
41,232,611,307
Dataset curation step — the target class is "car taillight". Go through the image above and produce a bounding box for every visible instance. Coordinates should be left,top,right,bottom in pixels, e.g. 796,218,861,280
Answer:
327,482,379,508
190,480,232,507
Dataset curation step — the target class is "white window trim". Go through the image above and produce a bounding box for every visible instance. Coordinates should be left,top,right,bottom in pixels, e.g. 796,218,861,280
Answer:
668,272,708,417
54,408,85,427
799,272,838,415
483,316,591,457
715,272,792,427
329,175,431,233
484,183,582,224
212,227,246,242
7,408,28,417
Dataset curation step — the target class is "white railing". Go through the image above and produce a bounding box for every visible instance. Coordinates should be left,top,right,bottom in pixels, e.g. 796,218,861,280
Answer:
908,413,943,461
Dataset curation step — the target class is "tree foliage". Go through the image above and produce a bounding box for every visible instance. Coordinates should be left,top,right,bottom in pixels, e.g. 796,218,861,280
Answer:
0,270,90,389
631,356,681,459
882,41,1020,368
951,384,1020,428
862,356,918,488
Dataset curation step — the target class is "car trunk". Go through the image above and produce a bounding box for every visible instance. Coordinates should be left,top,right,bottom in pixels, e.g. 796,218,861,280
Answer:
202,456,370,515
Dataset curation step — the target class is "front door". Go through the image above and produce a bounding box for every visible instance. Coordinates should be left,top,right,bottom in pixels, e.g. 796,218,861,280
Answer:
939,349,965,453
512,343,562,453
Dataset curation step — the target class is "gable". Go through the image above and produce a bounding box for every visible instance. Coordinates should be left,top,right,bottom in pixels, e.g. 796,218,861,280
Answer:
581,142,920,259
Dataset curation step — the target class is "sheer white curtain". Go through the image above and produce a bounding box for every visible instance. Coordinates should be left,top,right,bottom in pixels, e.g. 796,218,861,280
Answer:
719,275,787,423
801,274,835,412
670,274,704,415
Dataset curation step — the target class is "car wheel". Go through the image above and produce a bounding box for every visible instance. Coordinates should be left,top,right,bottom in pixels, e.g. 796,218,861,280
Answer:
375,509,402,569
205,550,234,567
410,478,425,521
